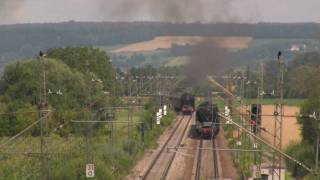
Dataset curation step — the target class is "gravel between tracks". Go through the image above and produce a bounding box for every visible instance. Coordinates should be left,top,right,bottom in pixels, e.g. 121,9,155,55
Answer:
128,114,240,180
215,128,239,179
165,115,197,180
126,115,182,180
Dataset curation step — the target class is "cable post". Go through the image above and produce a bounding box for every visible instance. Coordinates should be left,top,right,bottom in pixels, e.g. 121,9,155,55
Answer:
38,52,50,180
315,113,320,174
272,51,285,180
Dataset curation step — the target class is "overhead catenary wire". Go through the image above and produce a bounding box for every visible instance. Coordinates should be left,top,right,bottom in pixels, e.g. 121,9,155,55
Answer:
207,74,314,173
218,113,313,173
0,112,51,150
0,111,39,116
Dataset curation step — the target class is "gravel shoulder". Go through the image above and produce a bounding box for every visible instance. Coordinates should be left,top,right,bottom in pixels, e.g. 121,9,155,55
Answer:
216,128,239,179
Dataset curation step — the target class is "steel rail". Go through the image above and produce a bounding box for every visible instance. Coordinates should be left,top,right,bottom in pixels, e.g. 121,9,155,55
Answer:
141,115,185,180
212,140,219,178
195,139,203,180
160,115,193,180
167,146,267,152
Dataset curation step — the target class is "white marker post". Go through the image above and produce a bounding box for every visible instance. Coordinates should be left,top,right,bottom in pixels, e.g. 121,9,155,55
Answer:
225,106,232,122
86,164,95,178
163,105,167,116
156,112,160,125
252,165,261,178
159,108,163,118
225,106,230,117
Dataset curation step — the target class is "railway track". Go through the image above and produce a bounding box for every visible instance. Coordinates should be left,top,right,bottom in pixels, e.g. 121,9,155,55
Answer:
141,114,193,180
195,138,220,180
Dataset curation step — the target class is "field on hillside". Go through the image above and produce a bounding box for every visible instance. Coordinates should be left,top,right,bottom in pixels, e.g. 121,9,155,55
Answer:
229,100,302,149
261,105,301,148
165,56,190,67
100,38,318,69
114,36,253,53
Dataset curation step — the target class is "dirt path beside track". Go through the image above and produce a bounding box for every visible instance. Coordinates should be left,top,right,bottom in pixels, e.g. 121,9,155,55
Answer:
215,128,239,179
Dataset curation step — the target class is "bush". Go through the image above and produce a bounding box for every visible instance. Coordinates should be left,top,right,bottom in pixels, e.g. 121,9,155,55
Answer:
285,141,314,177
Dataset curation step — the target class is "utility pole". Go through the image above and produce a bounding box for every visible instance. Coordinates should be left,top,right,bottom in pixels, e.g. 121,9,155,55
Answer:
127,72,133,154
139,66,143,96
225,74,238,164
159,75,162,107
39,51,49,180
84,60,96,179
252,62,264,179
316,122,319,173
127,103,132,154
315,113,320,174
272,51,285,180
239,72,246,174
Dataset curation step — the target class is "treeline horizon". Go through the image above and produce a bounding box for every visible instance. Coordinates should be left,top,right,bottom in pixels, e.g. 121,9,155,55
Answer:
1,22,320,55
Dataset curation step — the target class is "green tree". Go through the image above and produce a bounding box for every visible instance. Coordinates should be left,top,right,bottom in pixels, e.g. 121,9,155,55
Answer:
289,51,320,70
285,96,320,177
288,65,320,97
47,47,122,99
0,58,87,109
286,141,314,177
0,58,106,136
298,97,320,143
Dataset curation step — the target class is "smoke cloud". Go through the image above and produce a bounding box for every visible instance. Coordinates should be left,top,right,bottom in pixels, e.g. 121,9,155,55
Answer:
0,0,22,23
107,0,235,85
1,0,320,24
103,0,236,85
99,0,237,23
184,42,231,85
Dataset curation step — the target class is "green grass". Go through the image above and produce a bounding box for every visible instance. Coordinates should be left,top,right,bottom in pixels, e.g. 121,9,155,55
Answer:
108,48,172,68
0,105,177,179
285,172,294,180
110,109,143,136
164,56,189,67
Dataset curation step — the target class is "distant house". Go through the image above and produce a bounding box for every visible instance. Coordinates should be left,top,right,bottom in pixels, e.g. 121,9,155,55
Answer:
289,44,307,52
290,44,300,52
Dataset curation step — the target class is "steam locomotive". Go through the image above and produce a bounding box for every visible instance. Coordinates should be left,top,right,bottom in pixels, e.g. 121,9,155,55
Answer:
180,93,195,115
196,101,220,138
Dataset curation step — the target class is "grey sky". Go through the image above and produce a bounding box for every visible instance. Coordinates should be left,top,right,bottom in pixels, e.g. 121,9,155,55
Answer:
1,0,320,24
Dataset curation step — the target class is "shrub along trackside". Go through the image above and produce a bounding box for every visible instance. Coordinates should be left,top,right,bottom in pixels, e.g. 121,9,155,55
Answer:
0,99,176,179
285,96,320,178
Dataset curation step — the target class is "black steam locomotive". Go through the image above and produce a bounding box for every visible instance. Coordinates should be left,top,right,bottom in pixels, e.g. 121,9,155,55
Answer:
180,93,195,115
196,101,220,138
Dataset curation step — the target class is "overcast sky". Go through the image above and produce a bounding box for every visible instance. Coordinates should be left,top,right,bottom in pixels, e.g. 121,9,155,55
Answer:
1,0,320,24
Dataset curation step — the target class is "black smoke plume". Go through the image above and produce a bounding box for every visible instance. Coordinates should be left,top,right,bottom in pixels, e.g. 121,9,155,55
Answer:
0,0,21,22
183,42,232,86
99,0,236,23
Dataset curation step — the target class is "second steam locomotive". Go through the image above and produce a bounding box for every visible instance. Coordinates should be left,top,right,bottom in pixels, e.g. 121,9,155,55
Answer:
180,93,195,115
